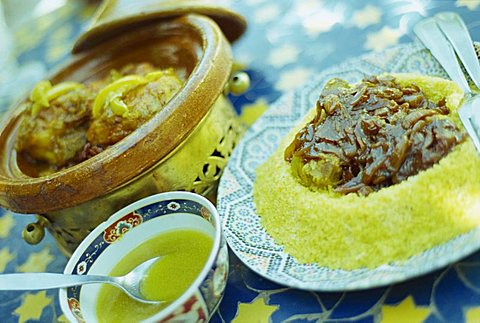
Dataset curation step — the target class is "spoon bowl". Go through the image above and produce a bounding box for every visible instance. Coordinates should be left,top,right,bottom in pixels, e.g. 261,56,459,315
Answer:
0,256,162,304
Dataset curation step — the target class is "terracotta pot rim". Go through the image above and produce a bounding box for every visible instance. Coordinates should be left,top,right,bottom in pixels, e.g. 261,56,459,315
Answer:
73,3,247,53
0,14,232,213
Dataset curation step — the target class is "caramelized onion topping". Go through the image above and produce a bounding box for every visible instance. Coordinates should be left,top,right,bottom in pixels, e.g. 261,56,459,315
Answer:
284,75,466,195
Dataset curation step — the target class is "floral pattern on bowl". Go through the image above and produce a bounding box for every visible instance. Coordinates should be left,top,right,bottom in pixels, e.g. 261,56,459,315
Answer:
103,212,143,243
60,192,228,323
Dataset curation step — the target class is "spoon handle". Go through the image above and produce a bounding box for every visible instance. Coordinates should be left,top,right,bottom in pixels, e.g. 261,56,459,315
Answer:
0,273,113,291
413,17,471,93
435,12,480,88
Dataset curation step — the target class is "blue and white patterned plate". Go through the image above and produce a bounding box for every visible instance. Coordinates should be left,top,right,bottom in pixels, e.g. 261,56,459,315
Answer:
217,42,480,291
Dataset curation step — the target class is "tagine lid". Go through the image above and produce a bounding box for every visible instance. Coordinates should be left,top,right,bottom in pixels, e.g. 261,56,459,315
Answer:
73,0,247,53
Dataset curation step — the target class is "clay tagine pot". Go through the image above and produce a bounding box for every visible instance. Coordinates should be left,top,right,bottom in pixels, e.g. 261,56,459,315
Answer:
0,3,248,255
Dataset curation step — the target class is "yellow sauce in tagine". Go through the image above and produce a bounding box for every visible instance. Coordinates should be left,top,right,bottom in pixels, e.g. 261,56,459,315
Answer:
96,230,213,323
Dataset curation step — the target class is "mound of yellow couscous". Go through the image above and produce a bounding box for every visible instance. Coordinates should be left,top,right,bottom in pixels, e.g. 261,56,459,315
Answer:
254,73,480,270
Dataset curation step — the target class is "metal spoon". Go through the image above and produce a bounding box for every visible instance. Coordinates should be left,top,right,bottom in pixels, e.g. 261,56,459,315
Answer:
0,256,162,305
414,12,480,153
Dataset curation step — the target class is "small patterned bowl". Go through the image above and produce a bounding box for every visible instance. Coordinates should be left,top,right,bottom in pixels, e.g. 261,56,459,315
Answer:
59,191,228,322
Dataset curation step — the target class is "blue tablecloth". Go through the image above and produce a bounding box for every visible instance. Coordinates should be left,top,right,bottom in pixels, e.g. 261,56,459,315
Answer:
1,0,480,322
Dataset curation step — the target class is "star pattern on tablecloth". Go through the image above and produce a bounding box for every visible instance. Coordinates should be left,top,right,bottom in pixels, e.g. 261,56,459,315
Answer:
292,0,345,37
245,0,266,6
303,18,337,37
240,98,269,125
276,67,311,92
269,44,301,68
381,296,430,323
14,18,51,53
46,24,74,63
253,4,281,24
352,5,382,28
79,1,98,19
17,247,54,273
232,296,278,323
0,212,15,238
45,41,71,64
466,306,480,322
14,291,52,322
365,27,402,52
456,0,480,10
4,1,480,322
0,248,15,272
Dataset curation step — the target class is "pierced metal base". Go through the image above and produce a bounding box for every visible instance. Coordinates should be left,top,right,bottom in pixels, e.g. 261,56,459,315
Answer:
25,95,243,256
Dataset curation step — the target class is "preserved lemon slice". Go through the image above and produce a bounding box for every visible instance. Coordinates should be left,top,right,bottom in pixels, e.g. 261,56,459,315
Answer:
30,80,52,107
30,80,83,115
110,96,128,116
92,75,147,118
47,82,83,101
145,71,167,81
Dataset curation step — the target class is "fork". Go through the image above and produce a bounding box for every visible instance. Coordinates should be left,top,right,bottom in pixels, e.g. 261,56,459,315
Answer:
414,12,480,153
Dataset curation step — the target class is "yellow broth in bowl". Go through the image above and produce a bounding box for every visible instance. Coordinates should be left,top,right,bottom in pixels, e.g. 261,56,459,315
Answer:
96,229,213,323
